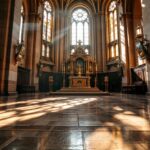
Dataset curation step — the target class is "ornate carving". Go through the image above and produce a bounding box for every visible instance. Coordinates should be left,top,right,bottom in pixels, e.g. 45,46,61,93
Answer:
15,41,25,64
66,44,96,75
136,39,150,60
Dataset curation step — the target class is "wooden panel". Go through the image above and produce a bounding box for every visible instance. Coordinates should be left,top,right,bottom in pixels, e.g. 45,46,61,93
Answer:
39,72,49,92
17,67,30,86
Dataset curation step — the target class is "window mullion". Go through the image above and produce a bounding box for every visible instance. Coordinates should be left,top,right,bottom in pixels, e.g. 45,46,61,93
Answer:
21,14,24,42
113,10,115,57
117,5,121,58
76,22,77,45
46,11,48,56
42,1,52,58
19,6,24,44
71,9,89,47
83,22,84,45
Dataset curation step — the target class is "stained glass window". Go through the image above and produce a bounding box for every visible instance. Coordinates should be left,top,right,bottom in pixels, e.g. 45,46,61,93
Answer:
71,8,90,54
108,1,119,58
42,1,52,58
19,5,24,43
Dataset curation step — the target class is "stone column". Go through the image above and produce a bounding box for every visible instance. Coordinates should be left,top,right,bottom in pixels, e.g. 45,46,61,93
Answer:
125,13,136,84
26,12,36,85
0,0,22,95
122,14,130,85
59,11,66,71
0,0,12,95
95,13,103,72
53,10,61,72
32,13,42,90
101,11,107,72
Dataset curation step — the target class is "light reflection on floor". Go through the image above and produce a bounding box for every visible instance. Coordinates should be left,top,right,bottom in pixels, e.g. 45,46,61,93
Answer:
0,94,150,150
0,97,98,127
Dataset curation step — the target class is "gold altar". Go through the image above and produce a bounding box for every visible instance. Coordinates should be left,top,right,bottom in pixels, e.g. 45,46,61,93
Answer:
69,76,91,88
66,41,96,88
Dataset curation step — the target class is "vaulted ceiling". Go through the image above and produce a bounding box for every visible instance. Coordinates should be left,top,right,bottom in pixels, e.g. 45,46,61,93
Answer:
26,0,134,13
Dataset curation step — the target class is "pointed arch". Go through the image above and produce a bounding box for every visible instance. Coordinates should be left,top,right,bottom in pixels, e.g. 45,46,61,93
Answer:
70,7,90,55
105,0,126,64
66,1,96,14
41,0,53,59
19,5,25,43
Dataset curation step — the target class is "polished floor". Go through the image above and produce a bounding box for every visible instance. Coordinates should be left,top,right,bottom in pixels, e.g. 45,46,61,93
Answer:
0,93,150,150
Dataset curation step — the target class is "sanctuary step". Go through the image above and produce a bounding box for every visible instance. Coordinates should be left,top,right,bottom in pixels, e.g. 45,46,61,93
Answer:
59,87,100,92
50,87,109,95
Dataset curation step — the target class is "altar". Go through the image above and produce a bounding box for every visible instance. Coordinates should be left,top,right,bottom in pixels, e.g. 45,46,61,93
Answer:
56,41,105,94
69,76,90,88
65,40,96,88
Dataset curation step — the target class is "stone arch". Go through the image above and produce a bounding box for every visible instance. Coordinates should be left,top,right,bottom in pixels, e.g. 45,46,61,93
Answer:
66,1,96,15
37,0,59,11
101,0,124,13
66,2,95,57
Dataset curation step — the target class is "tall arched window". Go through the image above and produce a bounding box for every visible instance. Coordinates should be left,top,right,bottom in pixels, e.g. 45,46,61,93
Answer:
42,1,52,58
108,1,118,59
107,1,126,65
71,9,90,54
19,5,24,43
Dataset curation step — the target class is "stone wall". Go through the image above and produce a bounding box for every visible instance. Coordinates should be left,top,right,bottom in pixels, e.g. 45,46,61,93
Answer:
7,0,22,95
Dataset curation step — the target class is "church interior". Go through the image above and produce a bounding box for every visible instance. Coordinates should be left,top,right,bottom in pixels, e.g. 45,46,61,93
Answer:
0,0,150,149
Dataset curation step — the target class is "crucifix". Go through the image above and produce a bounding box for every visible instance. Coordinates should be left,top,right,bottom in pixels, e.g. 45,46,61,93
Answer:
77,40,82,46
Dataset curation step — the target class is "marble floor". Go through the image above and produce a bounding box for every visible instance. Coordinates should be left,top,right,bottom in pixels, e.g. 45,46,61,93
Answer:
0,93,150,150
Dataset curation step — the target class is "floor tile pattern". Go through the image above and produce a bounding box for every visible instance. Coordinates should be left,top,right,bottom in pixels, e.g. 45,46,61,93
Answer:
0,94,150,150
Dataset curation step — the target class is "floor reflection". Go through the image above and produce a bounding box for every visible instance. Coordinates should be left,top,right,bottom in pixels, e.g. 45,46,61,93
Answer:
0,94,150,150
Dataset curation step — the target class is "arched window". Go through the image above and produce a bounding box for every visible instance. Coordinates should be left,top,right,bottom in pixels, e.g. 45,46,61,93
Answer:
42,1,52,58
107,1,126,64
19,5,24,43
71,9,90,54
108,1,118,59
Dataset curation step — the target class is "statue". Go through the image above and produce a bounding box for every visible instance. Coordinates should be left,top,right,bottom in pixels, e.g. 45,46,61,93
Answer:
15,41,25,64
104,75,109,92
136,37,150,61
78,64,82,76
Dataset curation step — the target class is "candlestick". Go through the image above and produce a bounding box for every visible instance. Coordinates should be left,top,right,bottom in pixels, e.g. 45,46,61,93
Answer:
95,64,97,72
62,63,66,88
62,64,64,72
64,64,65,73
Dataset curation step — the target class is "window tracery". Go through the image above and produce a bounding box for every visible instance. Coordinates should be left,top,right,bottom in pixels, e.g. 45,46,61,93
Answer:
107,0,126,67
108,1,118,59
42,1,52,59
71,8,90,54
19,5,24,43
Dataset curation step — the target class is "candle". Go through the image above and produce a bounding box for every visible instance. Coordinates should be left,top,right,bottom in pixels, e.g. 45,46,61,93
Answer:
95,64,97,72
64,64,65,73
62,64,64,72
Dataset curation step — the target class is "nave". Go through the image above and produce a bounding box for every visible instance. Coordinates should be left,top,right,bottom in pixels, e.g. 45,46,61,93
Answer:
0,94,149,150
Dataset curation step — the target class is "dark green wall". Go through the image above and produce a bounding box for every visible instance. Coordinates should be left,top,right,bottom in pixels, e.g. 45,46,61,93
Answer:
97,71,122,92
41,71,122,92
